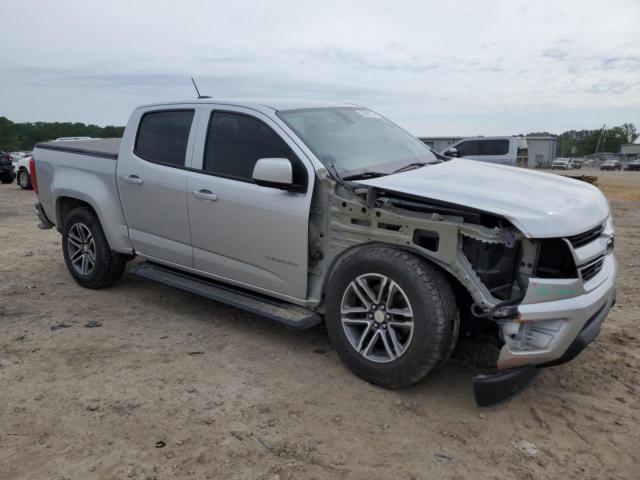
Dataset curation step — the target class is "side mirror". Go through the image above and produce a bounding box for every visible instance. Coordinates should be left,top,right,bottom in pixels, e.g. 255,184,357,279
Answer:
252,158,293,189
446,147,459,157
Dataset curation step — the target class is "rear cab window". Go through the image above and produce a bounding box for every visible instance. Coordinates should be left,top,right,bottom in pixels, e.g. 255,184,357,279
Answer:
134,110,195,166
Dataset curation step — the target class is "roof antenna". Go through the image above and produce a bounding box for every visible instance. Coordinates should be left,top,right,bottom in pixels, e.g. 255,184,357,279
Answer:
191,77,211,99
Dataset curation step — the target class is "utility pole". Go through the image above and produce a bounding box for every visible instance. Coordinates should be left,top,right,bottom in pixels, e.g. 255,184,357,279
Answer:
594,124,606,155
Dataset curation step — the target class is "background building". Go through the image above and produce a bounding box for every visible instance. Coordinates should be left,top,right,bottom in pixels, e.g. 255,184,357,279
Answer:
620,143,640,161
525,137,557,168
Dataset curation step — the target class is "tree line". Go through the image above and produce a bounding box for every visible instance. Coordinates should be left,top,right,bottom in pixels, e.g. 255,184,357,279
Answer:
1,114,637,156
0,116,125,151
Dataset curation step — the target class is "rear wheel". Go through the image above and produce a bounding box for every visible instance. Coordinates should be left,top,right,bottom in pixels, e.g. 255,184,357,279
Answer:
17,169,32,190
325,247,459,388
61,207,127,288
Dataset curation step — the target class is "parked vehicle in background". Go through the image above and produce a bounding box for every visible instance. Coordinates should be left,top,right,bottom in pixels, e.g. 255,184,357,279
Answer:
15,155,34,189
443,136,528,166
0,149,16,184
53,136,92,142
572,158,582,169
624,159,640,171
10,151,30,163
31,99,617,406
552,157,573,170
601,160,622,171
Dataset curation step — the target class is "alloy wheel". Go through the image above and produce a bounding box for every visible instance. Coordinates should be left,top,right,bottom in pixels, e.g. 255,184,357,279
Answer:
67,222,96,275
340,273,415,363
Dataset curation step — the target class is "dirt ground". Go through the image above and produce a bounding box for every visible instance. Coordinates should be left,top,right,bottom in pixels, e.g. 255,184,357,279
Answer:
1,167,638,480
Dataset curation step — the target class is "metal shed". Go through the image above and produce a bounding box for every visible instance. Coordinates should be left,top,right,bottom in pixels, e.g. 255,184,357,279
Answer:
526,137,557,168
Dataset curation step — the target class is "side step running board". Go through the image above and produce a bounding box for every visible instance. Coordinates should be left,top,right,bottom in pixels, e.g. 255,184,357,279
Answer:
130,262,322,330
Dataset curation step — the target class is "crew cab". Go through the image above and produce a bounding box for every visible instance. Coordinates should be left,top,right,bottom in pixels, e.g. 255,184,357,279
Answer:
31,99,617,406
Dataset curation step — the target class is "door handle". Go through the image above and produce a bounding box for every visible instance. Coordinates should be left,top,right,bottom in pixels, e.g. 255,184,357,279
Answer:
123,175,143,185
192,189,219,201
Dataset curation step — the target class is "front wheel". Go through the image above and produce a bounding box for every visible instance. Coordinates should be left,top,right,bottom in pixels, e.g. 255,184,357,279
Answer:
325,247,459,388
61,206,127,289
17,169,32,190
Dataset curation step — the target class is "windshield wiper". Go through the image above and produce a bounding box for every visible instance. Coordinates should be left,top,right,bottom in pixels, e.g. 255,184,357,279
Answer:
342,171,388,181
391,162,429,174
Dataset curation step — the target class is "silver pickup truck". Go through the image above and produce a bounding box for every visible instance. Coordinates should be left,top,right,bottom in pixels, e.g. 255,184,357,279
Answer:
32,99,616,406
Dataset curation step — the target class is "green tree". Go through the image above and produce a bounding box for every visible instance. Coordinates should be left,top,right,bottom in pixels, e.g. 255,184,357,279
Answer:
0,117,20,151
4,118,126,150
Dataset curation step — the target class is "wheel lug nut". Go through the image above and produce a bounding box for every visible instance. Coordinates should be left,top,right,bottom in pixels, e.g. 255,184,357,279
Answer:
368,313,373,318
372,304,377,310
380,305,385,311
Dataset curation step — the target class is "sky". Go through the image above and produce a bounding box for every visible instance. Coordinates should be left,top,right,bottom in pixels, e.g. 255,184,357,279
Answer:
1,0,639,136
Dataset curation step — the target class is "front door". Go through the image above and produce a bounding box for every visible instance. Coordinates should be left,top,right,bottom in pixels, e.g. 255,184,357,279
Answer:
116,108,196,267
186,108,314,300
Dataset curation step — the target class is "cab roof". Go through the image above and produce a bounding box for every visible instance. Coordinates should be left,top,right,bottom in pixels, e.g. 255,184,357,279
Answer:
137,98,360,113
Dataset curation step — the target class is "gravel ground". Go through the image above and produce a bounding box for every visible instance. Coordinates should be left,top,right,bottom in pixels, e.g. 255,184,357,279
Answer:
1,168,638,479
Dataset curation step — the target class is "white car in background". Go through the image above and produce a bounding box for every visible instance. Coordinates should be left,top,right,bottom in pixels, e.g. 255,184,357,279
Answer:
53,136,92,142
552,157,573,170
15,138,93,190
10,151,29,173
15,154,34,190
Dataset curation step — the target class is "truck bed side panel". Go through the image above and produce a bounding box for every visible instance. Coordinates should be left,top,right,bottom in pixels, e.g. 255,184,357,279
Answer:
34,147,133,254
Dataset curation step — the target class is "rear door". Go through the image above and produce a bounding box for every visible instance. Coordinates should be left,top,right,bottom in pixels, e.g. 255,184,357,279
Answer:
185,106,314,300
116,108,197,266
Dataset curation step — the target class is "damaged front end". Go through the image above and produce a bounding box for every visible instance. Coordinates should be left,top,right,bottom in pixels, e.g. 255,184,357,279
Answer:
308,169,615,406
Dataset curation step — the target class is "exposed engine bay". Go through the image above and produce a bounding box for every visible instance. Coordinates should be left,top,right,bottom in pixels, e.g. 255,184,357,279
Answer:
306,169,550,321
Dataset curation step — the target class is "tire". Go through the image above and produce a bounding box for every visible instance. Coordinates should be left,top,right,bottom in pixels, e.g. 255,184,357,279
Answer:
61,206,127,289
325,247,459,388
17,169,32,190
0,171,15,184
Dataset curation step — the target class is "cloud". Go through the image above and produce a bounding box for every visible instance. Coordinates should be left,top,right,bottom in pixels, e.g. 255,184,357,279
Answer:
0,0,638,135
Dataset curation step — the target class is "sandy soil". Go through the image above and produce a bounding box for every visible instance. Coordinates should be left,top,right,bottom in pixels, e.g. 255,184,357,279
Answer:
1,168,639,480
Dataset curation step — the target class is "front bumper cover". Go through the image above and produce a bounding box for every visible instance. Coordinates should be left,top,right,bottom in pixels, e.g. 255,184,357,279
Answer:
498,254,616,369
472,254,616,407
473,291,615,406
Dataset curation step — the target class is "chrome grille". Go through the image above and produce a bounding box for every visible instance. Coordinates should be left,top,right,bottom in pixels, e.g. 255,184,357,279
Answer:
568,224,604,248
580,256,604,282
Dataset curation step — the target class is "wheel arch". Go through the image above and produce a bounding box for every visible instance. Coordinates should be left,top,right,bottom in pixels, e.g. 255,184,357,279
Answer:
52,188,133,255
320,241,471,310
56,196,96,230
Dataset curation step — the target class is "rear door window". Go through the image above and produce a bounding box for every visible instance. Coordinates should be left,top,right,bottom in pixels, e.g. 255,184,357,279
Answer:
135,110,195,167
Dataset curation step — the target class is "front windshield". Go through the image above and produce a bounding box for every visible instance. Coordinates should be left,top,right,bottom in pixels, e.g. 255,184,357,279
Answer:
277,107,438,177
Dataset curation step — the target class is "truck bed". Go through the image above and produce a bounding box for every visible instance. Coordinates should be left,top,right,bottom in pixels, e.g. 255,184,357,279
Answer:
35,138,121,160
